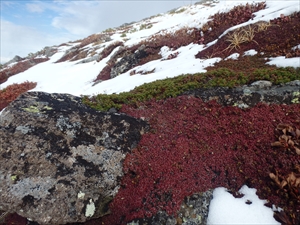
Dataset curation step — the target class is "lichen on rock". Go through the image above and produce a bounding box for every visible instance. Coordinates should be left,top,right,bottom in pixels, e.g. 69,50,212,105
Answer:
0,91,148,224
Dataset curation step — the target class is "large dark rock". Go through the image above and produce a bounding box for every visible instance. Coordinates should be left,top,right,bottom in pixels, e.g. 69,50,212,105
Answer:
0,92,148,224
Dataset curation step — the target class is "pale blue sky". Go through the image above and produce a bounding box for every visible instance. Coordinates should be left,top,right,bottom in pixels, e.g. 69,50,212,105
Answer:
1,0,193,63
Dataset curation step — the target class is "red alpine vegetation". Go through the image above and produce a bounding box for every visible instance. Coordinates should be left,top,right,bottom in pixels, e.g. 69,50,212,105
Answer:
0,81,37,111
89,96,300,224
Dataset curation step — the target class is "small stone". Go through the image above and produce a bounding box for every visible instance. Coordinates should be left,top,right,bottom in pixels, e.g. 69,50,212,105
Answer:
250,80,272,89
286,80,300,86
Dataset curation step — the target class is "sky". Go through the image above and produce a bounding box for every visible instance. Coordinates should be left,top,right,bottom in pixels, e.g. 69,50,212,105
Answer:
0,0,196,64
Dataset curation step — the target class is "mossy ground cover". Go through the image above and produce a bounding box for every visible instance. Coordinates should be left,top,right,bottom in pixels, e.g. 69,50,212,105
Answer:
83,95,300,225
81,52,300,225
81,55,300,225
83,56,300,112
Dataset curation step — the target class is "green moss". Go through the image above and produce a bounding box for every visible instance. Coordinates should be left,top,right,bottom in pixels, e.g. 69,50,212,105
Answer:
251,67,300,84
83,64,300,112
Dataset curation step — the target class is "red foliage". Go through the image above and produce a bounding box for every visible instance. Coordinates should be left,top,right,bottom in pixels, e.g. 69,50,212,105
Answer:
200,2,266,44
55,48,80,63
89,96,300,224
2,213,27,225
97,41,124,62
94,63,114,82
196,12,300,59
94,43,126,82
79,33,107,48
0,81,37,111
0,58,48,84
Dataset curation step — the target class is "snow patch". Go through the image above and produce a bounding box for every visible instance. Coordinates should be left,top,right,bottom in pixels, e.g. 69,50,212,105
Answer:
207,185,280,225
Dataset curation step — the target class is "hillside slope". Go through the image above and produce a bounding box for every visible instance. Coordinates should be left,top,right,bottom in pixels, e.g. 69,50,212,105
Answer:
0,0,300,225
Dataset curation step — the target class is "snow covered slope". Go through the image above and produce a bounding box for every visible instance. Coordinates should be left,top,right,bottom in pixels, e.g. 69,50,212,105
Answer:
0,0,299,97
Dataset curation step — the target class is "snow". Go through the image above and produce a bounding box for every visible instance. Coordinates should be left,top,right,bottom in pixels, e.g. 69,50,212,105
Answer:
244,49,258,56
225,53,240,60
207,185,280,224
0,0,299,223
266,56,300,68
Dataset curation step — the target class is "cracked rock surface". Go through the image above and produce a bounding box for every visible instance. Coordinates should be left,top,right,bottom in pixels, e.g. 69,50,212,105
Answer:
0,92,148,225
182,80,300,108
127,190,213,225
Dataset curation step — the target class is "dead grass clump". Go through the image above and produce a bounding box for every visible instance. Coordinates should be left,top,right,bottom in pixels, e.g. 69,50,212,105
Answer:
271,124,300,155
224,25,258,52
200,2,266,44
196,11,300,59
269,123,300,225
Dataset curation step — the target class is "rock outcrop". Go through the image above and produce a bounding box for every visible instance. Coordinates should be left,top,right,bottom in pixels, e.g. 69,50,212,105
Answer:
0,92,148,224
110,45,147,78
182,80,300,108
6,55,24,64
127,190,213,225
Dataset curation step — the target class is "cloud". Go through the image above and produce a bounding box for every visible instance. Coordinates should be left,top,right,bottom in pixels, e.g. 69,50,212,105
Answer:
26,3,45,13
51,1,106,37
0,19,72,63
50,1,188,37
1,1,16,9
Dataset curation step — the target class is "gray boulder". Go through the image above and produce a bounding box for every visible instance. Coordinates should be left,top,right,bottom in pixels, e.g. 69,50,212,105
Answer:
0,92,148,224
43,47,58,58
3,55,24,66
110,45,147,78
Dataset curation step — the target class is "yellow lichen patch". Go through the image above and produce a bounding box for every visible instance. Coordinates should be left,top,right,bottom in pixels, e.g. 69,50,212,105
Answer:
22,105,53,113
291,91,300,104
22,105,40,113
10,175,18,182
